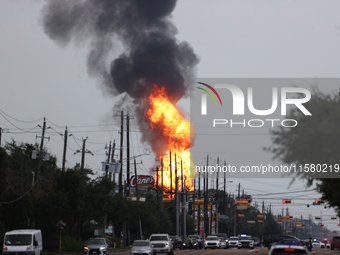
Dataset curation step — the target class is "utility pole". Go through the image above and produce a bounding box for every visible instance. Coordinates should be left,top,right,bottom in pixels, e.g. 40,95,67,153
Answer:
134,158,138,197
176,177,180,237
183,175,187,241
197,169,201,236
223,161,226,215
215,157,219,234
0,127,2,148
126,113,132,195
62,126,68,171
170,151,172,200
161,158,164,203
109,140,116,181
175,153,178,203
37,118,49,187
204,154,209,238
156,167,159,202
234,183,240,235
80,137,88,170
119,110,124,194
106,141,112,178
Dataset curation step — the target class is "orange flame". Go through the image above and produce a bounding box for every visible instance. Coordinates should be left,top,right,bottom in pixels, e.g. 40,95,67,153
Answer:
147,85,196,196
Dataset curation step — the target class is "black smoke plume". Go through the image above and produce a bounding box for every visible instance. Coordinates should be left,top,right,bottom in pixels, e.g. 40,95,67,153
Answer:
41,0,199,155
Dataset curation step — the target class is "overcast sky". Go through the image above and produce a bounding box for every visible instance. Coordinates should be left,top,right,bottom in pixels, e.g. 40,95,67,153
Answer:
1,0,340,232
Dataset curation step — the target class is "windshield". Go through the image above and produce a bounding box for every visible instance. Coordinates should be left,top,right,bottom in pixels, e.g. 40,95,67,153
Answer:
230,237,238,241
5,234,32,245
87,239,105,245
206,237,218,241
133,241,149,247
150,236,168,241
240,236,252,240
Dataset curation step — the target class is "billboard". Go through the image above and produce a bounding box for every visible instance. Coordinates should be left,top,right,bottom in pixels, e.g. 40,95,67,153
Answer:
129,175,154,188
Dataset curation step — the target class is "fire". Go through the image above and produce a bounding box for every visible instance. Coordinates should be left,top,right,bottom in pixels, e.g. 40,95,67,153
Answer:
147,85,196,195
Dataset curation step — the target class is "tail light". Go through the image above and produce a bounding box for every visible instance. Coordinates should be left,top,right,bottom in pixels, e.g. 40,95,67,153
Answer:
284,248,295,251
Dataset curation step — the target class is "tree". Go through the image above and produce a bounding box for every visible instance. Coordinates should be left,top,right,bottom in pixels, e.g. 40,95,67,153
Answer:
267,89,340,213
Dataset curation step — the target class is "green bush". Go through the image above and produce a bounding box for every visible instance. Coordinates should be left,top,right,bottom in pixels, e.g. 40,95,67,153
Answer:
61,235,84,252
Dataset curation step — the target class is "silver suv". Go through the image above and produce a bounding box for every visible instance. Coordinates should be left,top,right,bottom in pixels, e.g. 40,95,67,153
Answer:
149,234,173,255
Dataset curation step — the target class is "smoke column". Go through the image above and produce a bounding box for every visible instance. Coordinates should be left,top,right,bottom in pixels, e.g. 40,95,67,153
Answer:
41,0,199,155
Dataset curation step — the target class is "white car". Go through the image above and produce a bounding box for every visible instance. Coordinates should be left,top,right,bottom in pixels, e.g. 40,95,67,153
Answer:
228,236,239,247
312,240,325,248
238,235,254,249
204,236,221,249
269,239,309,255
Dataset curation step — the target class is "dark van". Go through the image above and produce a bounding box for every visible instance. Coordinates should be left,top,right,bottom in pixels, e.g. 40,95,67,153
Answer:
331,236,340,250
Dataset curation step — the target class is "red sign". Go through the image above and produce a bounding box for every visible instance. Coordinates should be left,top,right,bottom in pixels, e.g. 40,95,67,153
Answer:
129,175,154,188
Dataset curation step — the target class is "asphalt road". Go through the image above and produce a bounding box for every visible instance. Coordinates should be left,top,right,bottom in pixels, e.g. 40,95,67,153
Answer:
118,247,340,255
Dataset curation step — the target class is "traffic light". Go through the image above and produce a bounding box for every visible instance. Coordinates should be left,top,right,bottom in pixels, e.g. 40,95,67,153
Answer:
257,214,264,218
331,217,337,220
282,199,292,204
238,214,245,217
237,198,252,204
315,217,321,220
307,204,310,207
315,200,325,204
319,224,324,227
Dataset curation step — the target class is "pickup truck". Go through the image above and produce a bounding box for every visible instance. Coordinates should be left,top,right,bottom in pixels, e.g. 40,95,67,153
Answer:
149,234,173,255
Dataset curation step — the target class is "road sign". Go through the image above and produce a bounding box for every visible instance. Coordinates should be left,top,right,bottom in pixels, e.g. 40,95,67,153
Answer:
237,204,248,210
187,192,194,202
194,198,204,204
247,220,255,224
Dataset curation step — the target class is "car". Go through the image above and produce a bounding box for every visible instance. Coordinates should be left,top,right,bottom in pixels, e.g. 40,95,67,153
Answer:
216,233,229,248
268,236,302,250
228,236,239,247
326,242,331,249
84,237,110,255
149,234,173,255
130,240,153,255
188,235,204,249
182,237,199,250
218,238,227,249
268,239,309,255
204,236,221,249
238,235,254,249
253,237,261,247
331,236,340,250
169,236,183,250
312,240,325,248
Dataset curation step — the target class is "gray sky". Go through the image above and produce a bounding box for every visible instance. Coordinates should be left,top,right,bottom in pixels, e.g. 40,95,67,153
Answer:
1,0,340,232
